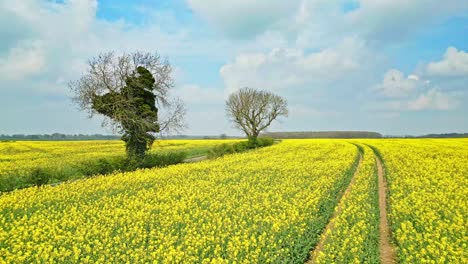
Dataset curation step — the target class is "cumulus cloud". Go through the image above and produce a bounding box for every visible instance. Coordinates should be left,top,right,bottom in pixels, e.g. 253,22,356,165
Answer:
220,38,367,93
1,0,467,134
0,0,224,89
345,0,468,42
187,0,468,48
0,0,233,134
426,47,468,77
0,41,45,80
375,69,422,98
187,0,302,38
373,59,461,112
406,89,458,111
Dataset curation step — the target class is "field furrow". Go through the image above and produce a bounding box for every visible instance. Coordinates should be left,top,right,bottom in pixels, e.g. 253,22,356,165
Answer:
366,139,468,263
309,144,380,263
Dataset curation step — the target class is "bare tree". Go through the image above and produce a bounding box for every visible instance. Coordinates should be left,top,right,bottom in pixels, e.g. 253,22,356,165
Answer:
226,87,288,144
69,51,186,160
157,98,187,136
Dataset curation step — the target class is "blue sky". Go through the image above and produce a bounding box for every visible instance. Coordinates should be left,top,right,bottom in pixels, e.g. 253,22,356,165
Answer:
1,0,467,136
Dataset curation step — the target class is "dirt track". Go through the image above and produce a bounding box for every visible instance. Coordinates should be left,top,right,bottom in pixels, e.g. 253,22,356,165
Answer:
306,147,397,264
376,155,397,264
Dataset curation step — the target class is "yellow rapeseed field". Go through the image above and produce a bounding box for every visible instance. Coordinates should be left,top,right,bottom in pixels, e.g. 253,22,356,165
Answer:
0,139,466,263
366,139,468,263
314,144,380,263
0,139,241,191
0,140,357,263
0,139,239,177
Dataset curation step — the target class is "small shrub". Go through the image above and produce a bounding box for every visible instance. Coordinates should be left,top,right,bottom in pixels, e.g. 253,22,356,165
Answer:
28,168,52,186
255,137,274,147
208,144,236,158
78,157,125,176
94,158,116,175
233,141,250,152
141,152,188,168
208,138,274,159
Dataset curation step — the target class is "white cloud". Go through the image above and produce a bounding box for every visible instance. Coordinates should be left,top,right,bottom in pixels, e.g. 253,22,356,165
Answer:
0,0,97,43
371,89,458,112
1,0,467,134
345,0,468,41
187,0,302,38
373,58,462,112
426,47,468,77
0,41,45,80
406,89,458,111
220,38,367,93
375,69,422,98
188,0,468,48
0,0,236,135
0,0,226,88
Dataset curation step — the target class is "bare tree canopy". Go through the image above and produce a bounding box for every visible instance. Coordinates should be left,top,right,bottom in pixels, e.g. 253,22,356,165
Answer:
226,87,288,143
69,51,186,159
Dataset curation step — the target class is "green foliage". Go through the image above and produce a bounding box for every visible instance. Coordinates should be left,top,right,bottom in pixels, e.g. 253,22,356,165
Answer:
92,66,160,160
233,141,250,152
207,144,236,158
28,168,52,186
0,151,191,192
78,157,124,176
207,137,274,158
252,137,275,147
140,152,188,169
0,175,22,192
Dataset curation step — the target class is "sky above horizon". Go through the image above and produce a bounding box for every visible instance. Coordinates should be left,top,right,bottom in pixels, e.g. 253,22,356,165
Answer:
1,0,467,136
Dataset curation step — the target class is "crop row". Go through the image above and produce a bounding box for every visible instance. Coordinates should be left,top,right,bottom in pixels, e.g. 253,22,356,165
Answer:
314,144,380,263
368,139,468,263
0,140,358,263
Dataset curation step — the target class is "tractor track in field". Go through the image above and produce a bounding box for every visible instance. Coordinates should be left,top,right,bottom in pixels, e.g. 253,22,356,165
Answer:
306,144,397,264
375,151,397,264
306,151,363,263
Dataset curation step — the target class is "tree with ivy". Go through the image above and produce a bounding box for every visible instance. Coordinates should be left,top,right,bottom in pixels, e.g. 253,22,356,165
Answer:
69,52,186,162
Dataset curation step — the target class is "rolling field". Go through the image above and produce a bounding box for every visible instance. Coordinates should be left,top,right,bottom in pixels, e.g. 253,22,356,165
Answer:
0,139,466,263
0,140,240,191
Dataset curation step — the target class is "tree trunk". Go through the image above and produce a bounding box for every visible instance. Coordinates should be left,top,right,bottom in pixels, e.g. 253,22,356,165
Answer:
248,133,259,147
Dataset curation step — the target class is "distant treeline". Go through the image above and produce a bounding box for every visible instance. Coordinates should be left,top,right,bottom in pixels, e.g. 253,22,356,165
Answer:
388,133,468,138
0,133,120,141
262,131,383,139
2,132,465,141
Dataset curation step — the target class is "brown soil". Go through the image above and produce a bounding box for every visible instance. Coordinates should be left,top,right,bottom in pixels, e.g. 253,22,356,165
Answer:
376,155,397,264
305,154,362,263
